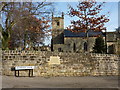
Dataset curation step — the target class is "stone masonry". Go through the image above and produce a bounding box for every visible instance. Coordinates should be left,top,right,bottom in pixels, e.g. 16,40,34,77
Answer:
2,50,120,77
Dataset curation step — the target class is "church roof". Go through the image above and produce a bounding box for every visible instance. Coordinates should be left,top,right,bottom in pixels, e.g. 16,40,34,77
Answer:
64,29,104,37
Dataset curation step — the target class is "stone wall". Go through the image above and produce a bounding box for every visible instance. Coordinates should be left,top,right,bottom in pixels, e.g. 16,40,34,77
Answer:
2,50,120,77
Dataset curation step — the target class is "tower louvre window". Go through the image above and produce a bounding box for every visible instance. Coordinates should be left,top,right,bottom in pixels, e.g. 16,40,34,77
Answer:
57,22,60,26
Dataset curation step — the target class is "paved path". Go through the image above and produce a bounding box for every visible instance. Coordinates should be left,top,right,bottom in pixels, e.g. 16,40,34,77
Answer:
2,76,119,88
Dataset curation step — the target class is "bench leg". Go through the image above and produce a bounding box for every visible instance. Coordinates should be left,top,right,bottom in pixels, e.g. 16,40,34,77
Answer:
15,70,33,77
18,70,19,77
29,70,30,77
15,70,19,77
32,69,33,76
15,70,16,77
29,69,33,77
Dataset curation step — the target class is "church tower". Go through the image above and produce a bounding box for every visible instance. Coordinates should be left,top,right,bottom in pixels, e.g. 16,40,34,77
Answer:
51,12,64,51
52,12,64,30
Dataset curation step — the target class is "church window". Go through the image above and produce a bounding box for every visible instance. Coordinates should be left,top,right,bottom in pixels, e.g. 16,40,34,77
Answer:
73,43,76,52
58,48,62,52
84,42,87,51
68,44,70,47
57,22,60,26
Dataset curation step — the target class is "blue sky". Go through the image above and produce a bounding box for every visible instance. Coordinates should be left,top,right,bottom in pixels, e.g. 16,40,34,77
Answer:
53,2,118,32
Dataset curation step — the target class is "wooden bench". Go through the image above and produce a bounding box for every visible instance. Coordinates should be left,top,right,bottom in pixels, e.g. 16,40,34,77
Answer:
15,66,35,77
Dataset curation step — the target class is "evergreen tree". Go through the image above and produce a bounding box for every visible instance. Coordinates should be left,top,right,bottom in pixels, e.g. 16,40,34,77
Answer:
93,37,106,53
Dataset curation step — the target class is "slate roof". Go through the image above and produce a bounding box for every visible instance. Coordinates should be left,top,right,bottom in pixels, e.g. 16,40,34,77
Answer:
64,29,104,37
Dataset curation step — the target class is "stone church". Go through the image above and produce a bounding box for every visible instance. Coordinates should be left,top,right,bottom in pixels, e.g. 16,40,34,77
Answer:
51,13,104,53
51,13,120,54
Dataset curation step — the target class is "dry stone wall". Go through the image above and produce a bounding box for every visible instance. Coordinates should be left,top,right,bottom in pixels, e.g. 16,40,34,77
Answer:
2,50,120,77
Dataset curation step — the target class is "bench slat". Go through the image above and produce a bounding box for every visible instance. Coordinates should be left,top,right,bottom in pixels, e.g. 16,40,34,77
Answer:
15,66,35,70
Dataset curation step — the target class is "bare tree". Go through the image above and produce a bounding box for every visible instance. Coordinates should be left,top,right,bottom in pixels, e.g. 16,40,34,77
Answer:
1,2,53,50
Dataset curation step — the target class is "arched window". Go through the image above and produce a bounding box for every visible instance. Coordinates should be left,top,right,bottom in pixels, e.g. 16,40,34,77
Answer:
73,43,76,52
84,42,87,51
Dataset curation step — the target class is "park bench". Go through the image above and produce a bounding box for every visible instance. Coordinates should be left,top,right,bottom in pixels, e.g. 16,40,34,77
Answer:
14,66,35,77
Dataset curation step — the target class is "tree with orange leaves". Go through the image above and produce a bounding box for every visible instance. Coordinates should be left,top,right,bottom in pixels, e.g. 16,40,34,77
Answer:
23,15,50,50
10,14,51,50
67,0,109,52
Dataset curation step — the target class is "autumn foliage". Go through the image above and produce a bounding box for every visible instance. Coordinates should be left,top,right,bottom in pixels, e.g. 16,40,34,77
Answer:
9,15,51,50
67,0,109,33
25,15,50,34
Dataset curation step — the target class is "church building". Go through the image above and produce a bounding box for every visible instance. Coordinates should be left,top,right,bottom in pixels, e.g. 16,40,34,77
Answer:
51,13,104,53
51,13,120,54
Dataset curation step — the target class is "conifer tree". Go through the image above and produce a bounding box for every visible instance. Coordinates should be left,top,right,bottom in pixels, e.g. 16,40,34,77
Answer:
93,36,106,53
